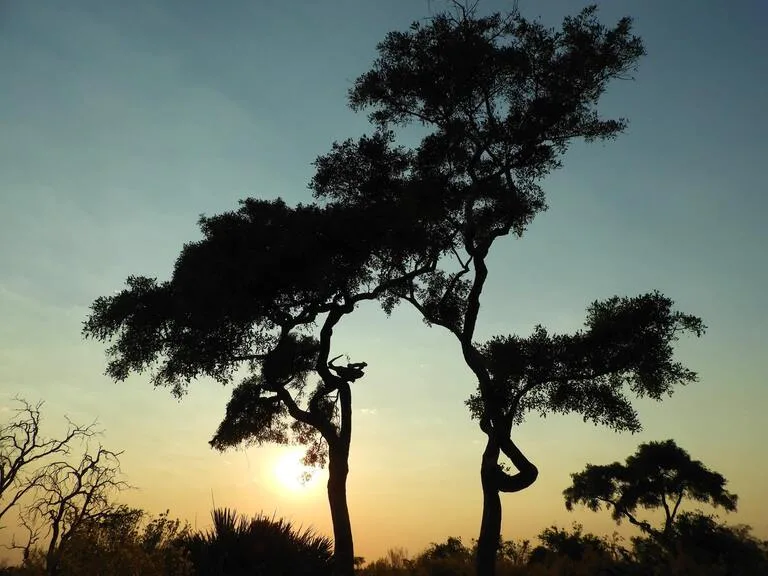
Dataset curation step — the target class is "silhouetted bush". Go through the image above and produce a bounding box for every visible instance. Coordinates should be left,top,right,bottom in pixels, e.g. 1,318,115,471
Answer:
5,507,193,576
630,512,768,576
182,507,333,576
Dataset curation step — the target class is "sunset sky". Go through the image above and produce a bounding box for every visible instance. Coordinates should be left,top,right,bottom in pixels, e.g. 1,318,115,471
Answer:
1,0,766,563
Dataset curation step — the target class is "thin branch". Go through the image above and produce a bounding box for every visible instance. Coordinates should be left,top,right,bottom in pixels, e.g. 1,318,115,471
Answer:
661,491,673,533
0,399,98,525
670,491,684,526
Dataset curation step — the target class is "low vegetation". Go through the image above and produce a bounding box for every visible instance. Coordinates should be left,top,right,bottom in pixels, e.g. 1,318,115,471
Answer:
2,400,765,574
4,513,766,575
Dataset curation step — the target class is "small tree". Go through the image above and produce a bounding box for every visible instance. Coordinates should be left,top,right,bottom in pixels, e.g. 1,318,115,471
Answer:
563,439,737,545
0,399,96,527
84,199,440,576
18,445,129,576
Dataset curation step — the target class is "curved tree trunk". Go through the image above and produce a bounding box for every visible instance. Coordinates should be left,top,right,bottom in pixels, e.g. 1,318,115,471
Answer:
477,437,502,576
476,425,538,576
327,444,354,576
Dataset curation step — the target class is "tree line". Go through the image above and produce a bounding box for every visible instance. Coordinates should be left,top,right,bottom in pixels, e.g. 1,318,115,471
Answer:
1,401,765,575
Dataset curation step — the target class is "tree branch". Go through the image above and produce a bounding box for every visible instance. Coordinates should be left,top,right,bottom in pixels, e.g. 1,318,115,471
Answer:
0,399,98,525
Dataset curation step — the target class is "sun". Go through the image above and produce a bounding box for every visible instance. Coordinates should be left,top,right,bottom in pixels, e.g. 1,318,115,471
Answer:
273,448,322,491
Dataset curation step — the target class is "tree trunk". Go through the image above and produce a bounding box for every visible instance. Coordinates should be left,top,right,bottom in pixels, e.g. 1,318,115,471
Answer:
328,445,354,576
476,437,502,576
45,523,61,576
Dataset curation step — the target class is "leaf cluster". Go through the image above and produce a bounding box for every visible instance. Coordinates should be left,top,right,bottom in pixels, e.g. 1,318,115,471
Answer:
467,293,705,432
322,4,646,257
83,198,431,397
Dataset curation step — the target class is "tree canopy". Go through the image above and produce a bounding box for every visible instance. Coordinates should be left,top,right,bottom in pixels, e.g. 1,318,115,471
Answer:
564,439,738,541
468,292,705,434
84,199,437,395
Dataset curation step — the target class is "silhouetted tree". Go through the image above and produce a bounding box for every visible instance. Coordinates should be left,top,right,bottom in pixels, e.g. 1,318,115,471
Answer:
18,445,129,576
310,2,704,574
0,399,97,526
564,440,738,546
83,199,440,576
465,294,703,572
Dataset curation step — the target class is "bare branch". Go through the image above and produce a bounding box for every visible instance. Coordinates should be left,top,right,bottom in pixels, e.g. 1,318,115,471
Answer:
0,398,98,526
18,443,129,575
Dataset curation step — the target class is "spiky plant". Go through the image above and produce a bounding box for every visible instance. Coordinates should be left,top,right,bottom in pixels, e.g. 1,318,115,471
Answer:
183,507,333,576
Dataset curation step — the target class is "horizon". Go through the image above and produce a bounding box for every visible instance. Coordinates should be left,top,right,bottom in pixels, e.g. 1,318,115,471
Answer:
1,0,766,565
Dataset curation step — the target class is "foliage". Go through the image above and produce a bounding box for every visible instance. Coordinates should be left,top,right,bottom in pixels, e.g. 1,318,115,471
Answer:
319,4,647,251
360,537,536,576
83,199,408,395
564,440,737,540
632,512,768,576
7,507,192,576
358,522,768,575
182,507,333,576
468,292,705,432
527,523,625,574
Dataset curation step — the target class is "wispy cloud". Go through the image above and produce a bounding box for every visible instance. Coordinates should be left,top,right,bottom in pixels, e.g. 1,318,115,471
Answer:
360,408,378,416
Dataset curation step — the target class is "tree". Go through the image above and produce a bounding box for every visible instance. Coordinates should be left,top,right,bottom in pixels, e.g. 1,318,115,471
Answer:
563,439,738,545
18,445,129,576
310,2,703,574
0,399,96,527
83,199,441,576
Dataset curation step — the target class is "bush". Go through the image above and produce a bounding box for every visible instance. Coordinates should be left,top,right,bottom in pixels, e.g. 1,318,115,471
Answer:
182,507,333,576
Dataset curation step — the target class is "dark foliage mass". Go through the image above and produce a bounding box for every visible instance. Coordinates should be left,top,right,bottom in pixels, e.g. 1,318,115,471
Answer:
83,198,435,396
564,440,738,542
183,508,334,576
358,519,768,575
468,292,706,433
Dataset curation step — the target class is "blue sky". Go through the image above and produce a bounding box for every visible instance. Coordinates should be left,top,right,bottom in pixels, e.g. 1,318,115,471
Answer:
1,0,766,561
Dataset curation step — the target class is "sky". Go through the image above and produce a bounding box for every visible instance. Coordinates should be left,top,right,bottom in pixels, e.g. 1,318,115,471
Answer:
1,0,767,563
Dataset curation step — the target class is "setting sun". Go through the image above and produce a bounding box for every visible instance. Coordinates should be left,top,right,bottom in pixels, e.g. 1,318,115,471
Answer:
273,448,322,492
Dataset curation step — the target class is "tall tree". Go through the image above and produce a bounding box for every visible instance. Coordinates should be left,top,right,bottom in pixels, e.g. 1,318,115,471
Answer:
563,439,738,545
311,3,703,573
84,198,441,576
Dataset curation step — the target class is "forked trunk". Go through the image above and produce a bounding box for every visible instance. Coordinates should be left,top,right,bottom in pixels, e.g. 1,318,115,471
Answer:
327,445,354,576
476,437,502,576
